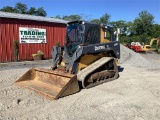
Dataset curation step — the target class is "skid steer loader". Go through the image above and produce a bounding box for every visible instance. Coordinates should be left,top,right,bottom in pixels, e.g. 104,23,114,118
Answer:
16,20,120,100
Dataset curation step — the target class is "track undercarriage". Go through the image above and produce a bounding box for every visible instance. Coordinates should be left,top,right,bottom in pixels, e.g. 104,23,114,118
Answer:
77,57,118,88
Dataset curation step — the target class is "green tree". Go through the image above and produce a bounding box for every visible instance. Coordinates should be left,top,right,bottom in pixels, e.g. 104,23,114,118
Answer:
27,7,37,15
90,19,100,24
100,13,110,25
14,2,27,14
69,15,81,21
132,11,155,44
126,21,135,36
133,11,154,36
150,24,160,38
62,15,70,20
0,2,47,17
36,7,47,17
109,20,128,36
62,15,81,21
0,6,16,13
55,15,61,19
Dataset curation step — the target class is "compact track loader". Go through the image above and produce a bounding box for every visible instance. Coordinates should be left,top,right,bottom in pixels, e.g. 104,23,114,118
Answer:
16,21,120,100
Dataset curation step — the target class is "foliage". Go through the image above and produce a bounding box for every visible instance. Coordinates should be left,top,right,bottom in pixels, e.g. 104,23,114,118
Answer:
109,20,128,36
0,6,16,13
133,11,154,36
0,2,47,17
100,13,110,25
62,15,81,21
110,11,159,45
37,50,44,55
150,24,160,38
14,2,27,14
56,42,60,47
90,19,100,24
36,7,47,17
32,50,44,57
27,7,37,15
13,40,18,61
55,15,61,19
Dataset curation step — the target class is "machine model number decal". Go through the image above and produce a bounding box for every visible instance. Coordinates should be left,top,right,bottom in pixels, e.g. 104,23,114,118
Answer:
95,45,106,51
114,43,118,46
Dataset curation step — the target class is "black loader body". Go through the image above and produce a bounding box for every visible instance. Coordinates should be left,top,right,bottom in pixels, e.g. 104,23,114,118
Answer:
16,20,120,100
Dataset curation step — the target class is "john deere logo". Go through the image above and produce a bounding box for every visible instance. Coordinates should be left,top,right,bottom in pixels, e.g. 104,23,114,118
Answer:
95,45,105,51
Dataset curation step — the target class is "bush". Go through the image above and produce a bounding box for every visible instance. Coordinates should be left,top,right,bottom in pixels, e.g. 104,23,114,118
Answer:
14,40,18,61
32,50,44,57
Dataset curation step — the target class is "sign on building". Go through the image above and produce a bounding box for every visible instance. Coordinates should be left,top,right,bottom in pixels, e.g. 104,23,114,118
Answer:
19,27,47,43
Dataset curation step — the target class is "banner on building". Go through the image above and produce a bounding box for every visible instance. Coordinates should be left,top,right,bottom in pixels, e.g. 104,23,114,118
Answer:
19,27,47,43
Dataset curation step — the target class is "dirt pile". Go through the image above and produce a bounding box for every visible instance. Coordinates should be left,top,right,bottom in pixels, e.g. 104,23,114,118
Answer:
119,44,150,67
119,44,160,71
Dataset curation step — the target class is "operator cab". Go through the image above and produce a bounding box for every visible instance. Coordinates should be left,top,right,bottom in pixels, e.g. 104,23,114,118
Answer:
66,22,84,56
65,20,115,57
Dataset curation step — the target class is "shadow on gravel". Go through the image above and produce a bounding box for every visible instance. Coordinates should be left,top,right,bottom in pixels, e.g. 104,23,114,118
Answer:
118,66,124,72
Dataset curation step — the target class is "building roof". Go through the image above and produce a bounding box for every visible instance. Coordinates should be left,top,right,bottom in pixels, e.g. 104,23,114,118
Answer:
0,11,68,24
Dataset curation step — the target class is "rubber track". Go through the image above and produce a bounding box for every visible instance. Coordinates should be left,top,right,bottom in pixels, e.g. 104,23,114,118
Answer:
77,57,118,88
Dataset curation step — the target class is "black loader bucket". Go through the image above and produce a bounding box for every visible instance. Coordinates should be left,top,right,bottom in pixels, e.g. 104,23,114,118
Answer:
15,68,79,100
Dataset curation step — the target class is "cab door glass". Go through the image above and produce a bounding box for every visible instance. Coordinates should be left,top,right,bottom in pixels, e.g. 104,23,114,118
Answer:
104,30,111,40
66,24,83,56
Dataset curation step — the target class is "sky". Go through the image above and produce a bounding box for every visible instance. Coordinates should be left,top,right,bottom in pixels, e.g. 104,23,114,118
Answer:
1,0,160,24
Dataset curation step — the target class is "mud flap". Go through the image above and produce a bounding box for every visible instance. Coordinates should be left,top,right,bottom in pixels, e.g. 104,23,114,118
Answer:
15,68,79,100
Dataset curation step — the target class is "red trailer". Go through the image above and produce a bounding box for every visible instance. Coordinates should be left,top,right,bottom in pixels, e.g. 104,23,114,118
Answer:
127,42,143,52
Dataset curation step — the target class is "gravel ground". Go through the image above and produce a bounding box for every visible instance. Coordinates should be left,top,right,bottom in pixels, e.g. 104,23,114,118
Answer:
0,45,160,120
